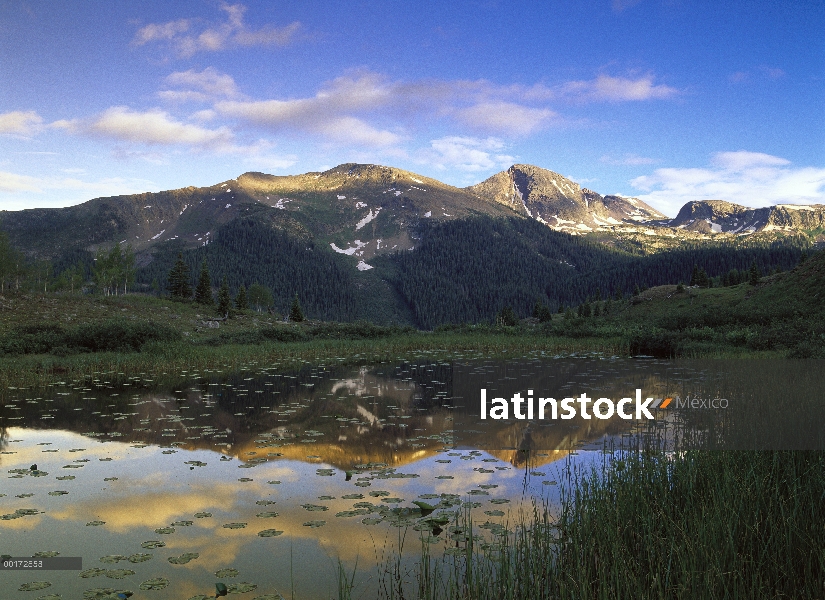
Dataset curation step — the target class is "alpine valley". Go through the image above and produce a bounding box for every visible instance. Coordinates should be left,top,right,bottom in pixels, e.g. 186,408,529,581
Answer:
1,163,821,327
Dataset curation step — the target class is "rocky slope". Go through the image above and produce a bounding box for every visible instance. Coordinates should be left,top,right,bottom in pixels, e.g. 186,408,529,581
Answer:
670,200,825,235
467,164,667,234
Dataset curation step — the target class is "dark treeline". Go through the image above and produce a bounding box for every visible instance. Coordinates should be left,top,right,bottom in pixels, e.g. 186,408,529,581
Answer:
36,215,810,329
392,217,808,328
135,219,359,320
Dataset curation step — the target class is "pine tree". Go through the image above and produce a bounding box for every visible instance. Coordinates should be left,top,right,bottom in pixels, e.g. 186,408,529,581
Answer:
289,293,304,322
167,253,191,301
749,261,761,286
235,284,248,311
217,277,232,317
194,259,213,305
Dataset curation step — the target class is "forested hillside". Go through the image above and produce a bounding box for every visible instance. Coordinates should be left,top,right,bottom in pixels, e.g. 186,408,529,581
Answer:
392,217,807,328
120,215,808,328
136,219,361,321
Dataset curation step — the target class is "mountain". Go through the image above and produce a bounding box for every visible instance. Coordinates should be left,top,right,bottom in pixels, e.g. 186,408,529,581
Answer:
670,200,825,235
467,164,667,234
0,162,816,327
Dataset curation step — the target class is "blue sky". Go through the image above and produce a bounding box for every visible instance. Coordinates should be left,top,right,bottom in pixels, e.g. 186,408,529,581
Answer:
1,0,823,216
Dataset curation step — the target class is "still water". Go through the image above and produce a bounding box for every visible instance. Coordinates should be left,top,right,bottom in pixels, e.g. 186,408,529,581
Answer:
1,358,820,599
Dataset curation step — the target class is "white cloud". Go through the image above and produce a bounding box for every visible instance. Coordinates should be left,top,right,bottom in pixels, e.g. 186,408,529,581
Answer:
559,74,678,102
630,151,825,216
133,3,301,58
0,171,156,209
0,111,43,135
600,153,658,166
216,73,401,146
0,170,42,192
86,106,233,147
420,136,514,173
456,102,556,135
160,67,241,102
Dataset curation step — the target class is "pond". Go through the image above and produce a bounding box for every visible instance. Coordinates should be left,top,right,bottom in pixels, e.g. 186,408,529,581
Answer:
1,358,822,599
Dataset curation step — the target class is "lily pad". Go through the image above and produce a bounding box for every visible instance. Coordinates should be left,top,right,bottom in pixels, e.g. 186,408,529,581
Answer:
194,512,212,518
227,583,257,594
168,553,199,565
215,568,239,578
48,490,69,496
34,594,62,600
105,569,135,579
19,581,51,591
171,520,193,527
255,500,276,506
341,494,364,500
300,504,328,512
222,522,247,529
154,527,175,534
79,568,107,578
140,541,165,549
257,529,283,537
302,520,326,528
484,510,505,517
83,588,132,599
489,499,510,505
33,551,60,558
86,521,106,527
238,477,253,482
99,555,127,564
361,517,383,525
128,554,152,563
139,577,169,591
255,512,279,518
56,476,75,481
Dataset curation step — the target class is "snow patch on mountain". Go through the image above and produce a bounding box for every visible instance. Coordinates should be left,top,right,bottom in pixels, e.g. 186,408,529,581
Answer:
355,208,381,230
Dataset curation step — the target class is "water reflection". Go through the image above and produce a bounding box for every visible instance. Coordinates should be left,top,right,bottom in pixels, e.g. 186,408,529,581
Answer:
2,358,822,599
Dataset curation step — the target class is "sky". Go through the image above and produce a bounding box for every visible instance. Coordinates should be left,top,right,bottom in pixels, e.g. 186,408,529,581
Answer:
1,0,823,217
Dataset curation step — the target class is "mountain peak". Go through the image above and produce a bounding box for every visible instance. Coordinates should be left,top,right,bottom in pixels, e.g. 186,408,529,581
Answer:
467,164,667,233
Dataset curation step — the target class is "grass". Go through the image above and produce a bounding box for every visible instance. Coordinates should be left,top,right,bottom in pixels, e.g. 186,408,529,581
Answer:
344,449,825,599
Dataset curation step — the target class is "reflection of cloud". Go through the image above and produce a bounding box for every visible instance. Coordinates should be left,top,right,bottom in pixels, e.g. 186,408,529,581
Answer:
133,3,301,58
631,151,825,216
50,484,238,533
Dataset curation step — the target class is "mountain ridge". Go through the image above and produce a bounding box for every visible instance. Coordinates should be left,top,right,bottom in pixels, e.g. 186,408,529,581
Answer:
2,163,823,265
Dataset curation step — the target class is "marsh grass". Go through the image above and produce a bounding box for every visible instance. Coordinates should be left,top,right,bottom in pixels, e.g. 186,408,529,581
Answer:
0,331,625,389
350,450,824,599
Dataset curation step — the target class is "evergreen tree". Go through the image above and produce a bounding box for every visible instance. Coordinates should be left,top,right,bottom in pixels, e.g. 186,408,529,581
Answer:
749,261,762,286
289,293,304,322
194,259,213,305
217,277,232,317
532,300,552,323
235,284,248,311
167,253,191,300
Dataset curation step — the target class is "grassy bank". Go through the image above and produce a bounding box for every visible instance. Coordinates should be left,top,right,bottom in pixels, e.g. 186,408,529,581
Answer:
348,449,825,599
0,330,627,390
